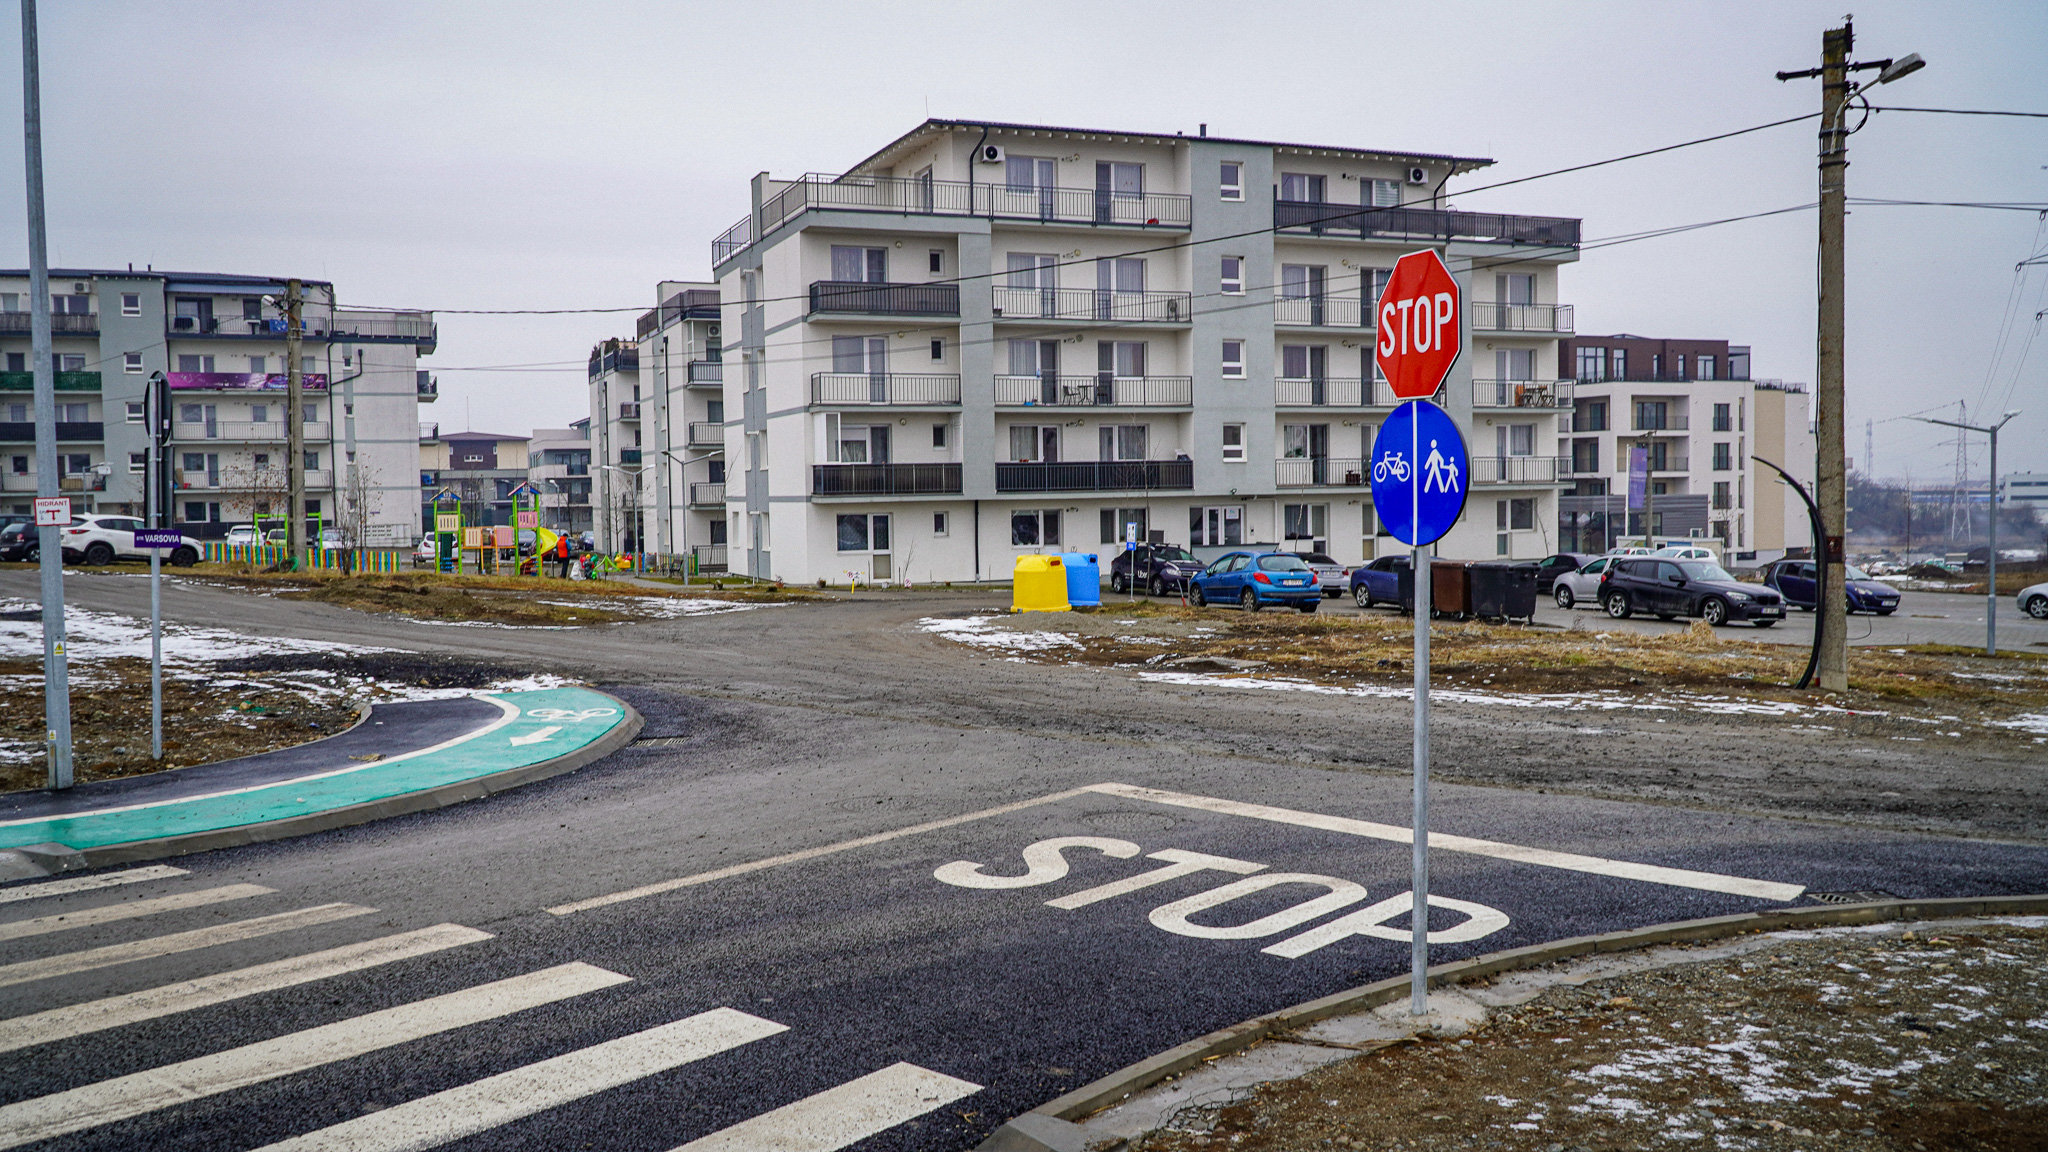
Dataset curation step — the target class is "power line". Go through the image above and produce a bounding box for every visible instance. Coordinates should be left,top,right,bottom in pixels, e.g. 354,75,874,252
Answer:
1868,105,2048,118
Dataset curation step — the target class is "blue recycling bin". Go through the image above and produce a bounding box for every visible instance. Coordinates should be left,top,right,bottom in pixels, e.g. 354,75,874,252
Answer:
1061,552,1102,607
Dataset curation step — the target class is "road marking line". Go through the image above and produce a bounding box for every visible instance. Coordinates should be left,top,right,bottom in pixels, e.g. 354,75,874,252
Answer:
0,961,630,1151
249,1007,787,1152
0,903,375,989
0,924,492,1055
0,883,274,942
0,697,522,831
0,865,189,905
547,787,1097,915
1086,783,1806,901
668,1062,981,1152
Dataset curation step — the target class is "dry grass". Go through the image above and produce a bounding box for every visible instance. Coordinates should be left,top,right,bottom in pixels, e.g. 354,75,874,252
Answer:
180,567,815,625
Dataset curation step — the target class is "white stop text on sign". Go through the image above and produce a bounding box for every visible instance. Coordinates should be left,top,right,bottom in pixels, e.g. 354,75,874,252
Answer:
1379,291,1457,358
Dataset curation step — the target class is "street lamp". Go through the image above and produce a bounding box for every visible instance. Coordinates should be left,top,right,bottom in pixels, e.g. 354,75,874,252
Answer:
1914,410,2020,655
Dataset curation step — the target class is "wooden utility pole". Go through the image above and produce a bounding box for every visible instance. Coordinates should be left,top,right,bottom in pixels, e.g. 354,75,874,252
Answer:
285,279,305,559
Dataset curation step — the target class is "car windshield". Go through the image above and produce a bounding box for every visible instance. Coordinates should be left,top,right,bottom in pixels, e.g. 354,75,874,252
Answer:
1678,561,1735,582
1300,554,1336,565
1156,547,1197,562
1844,565,1872,580
1258,554,1311,572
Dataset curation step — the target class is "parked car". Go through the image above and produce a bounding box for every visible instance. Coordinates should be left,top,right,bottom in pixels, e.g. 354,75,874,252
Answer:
58,514,198,566
1599,557,1783,626
0,520,38,562
1107,543,1205,595
1349,554,1411,610
1551,555,1622,609
223,524,258,547
1189,551,1322,612
1291,552,1352,598
413,537,439,565
1761,559,1900,615
1651,544,1719,561
2020,581,2048,620
1525,552,1597,595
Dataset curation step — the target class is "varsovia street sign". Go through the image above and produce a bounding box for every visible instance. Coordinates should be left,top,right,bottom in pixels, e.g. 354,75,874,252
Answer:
1375,249,1463,402
133,529,183,549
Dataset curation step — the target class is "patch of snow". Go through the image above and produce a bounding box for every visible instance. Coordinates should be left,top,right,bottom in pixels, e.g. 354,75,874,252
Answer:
0,598,391,664
917,616,1080,652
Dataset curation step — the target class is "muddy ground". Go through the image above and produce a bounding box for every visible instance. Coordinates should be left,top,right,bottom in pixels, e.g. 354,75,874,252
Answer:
185,568,818,626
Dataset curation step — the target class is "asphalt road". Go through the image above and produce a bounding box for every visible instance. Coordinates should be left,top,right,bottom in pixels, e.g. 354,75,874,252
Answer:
2,570,2046,1151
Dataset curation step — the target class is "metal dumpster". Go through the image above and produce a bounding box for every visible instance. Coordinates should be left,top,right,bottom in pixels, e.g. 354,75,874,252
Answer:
1469,562,1509,620
1503,563,1538,622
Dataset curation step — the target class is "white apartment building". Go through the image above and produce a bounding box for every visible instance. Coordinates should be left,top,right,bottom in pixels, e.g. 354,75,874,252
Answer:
528,422,593,538
1559,335,1813,561
0,268,433,544
708,119,1581,584
586,335,643,551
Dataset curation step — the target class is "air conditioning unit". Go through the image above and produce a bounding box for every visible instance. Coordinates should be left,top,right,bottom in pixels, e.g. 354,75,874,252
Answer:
707,324,720,337
1406,166,1428,185
977,143,1006,164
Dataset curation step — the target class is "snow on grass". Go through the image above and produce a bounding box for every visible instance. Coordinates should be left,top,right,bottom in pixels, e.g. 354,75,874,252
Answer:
917,615,1080,652
539,597,769,620
1130,668,1870,719
0,598,388,664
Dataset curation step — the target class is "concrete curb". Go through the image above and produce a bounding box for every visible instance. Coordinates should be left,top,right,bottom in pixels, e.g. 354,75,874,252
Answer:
71,693,643,868
975,893,2048,1150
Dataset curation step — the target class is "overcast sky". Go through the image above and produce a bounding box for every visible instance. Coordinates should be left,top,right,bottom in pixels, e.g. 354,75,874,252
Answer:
5,1,2044,481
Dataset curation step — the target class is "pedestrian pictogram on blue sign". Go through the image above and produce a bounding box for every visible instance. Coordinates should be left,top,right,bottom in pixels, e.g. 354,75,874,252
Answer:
1369,400,1469,547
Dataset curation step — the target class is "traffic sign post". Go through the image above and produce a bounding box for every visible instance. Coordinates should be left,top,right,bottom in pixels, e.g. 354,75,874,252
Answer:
133,529,184,763
1372,249,1466,1017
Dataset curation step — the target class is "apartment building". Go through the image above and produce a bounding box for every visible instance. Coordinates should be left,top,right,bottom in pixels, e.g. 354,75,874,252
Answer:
419,429,529,526
708,119,1581,584
1558,334,1813,560
0,269,433,543
586,336,645,552
632,284,725,570
2001,472,2047,513
528,422,593,537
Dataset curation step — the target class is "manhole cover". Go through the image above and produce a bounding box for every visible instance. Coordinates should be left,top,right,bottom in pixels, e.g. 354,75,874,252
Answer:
1806,890,1897,905
1080,810,1178,834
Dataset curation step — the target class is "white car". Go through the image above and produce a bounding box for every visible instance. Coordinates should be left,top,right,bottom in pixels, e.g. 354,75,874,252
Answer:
1552,555,1620,609
2021,581,2048,620
1651,544,1719,561
58,514,198,567
224,524,258,546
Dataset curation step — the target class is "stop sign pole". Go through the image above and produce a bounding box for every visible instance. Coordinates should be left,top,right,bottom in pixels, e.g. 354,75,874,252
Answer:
1375,249,1464,1016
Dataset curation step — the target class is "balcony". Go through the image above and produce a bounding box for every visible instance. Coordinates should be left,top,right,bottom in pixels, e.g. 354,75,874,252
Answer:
636,289,720,338
1632,413,1690,431
56,473,107,492
416,372,438,402
1275,377,1398,407
618,403,641,421
991,286,1190,324
619,450,643,464
711,217,753,266
809,281,959,318
420,421,440,442
588,348,638,379
686,422,723,448
1470,303,1574,334
0,313,99,336
172,421,333,442
1273,201,1582,248
993,375,1192,408
994,459,1194,493
1649,456,1691,473
811,373,962,406
1276,457,1367,488
687,360,723,386
0,421,101,441
689,482,725,507
328,313,436,347
172,469,335,491
1274,295,1366,328
1471,379,1573,409
690,543,728,572
812,462,962,495
1470,455,1566,485
0,371,100,391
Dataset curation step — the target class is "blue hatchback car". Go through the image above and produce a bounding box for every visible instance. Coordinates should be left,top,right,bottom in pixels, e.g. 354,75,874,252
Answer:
1188,551,1322,612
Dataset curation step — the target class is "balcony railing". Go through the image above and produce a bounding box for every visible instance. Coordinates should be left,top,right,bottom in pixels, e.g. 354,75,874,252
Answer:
808,281,960,318
1632,413,1691,431
0,371,99,391
991,286,1191,323
691,543,728,572
56,473,107,491
994,459,1194,493
1470,455,1566,484
636,289,720,338
618,403,640,420
620,449,642,464
1470,303,1574,333
812,462,962,495
588,348,638,379
329,313,436,345
172,469,335,491
172,421,333,442
1274,295,1366,328
1276,457,1368,488
420,421,439,441
993,374,1193,407
0,421,101,441
686,422,723,448
1471,379,1573,409
0,312,98,335
687,360,723,385
689,482,725,506
1273,201,1582,248
1649,456,1691,473
711,217,753,266
811,372,962,406
1575,370,1753,384
1274,377,1401,407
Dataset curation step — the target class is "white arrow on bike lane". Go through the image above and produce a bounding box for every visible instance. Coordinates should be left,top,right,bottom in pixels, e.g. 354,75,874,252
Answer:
509,726,561,747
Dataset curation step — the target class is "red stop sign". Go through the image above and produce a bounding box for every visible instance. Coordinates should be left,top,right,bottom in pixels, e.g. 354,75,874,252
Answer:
1375,249,1463,400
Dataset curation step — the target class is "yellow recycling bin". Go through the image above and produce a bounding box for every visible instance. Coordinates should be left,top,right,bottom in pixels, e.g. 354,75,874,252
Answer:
1012,554,1071,613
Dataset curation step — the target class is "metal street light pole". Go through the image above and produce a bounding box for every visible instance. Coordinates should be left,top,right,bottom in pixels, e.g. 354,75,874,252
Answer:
1916,411,2019,655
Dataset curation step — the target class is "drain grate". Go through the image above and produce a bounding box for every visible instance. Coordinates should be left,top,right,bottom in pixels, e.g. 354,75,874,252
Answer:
1806,889,1898,905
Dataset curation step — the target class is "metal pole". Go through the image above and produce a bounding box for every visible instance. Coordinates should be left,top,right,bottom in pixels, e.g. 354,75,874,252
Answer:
285,280,305,564
1410,414,1430,1016
1988,424,1997,656
21,0,69,789
147,374,162,759
1814,21,1853,693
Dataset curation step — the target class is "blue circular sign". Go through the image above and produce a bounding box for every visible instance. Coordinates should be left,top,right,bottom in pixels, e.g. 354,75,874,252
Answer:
1369,400,1470,547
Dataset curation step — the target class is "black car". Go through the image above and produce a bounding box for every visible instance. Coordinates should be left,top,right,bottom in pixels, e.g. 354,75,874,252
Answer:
1521,552,1598,592
1598,557,1784,627
1107,543,1204,595
0,520,37,563
1760,559,1900,615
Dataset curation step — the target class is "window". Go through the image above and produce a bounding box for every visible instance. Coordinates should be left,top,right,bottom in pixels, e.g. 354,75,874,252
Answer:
125,401,143,423
57,402,88,422
1221,423,1246,462
58,354,85,372
1498,424,1534,456
1279,173,1325,202
1575,346,1606,382
1365,267,1392,305
1097,257,1146,299
826,417,889,464
246,356,266,374
1282,344,1327,380
1097,161,1142,200
253,453,270,470
121,293,141,317
1574,398,1608,432
1283,503,1329,545
1221,341,1244,379
1191,505,1244,547
1510,499,1534,530
1099,424,1149,462
128,452,146,474
250,404,268,422
1279,264,1325,300
1219,162,1242,200
176,354,206,373
932,422,949,449
1610,349,1627,379
304,500,320,517
1006,252,1058,291
929,338,944,361
829,246,887,284
1219,256,1243,295
1496,274,1535,306
1006,155,1054,192
1098,339,1146,380
1008,425,1058,462
1010,509,1061,548
242,297,261,320
1495,348,1535,382
1712,442,1732,471
836,513,891,553
929,249,943,274
933,511,949,536
1635,401,1668,431
1572,438,1600,473
9,456,25,474
301,402,317,422
1101,508,1149,545
4,353,20,371
4,402,22,421
1713,481,1732,510
1712,403,1732,432
123,352,143,374
1697,355,1715,380
1369,179,1400,208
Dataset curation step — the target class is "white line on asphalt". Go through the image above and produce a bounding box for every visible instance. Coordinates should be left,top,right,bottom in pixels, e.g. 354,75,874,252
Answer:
1086,783,1807,901
0,696,522,831
668,1062,982,1152
0,903,376,989
0,961,631,1151
250,1007,788,1152
0,883,274,942
546,787,1097,915
0,923,493,1055
0,865,189,906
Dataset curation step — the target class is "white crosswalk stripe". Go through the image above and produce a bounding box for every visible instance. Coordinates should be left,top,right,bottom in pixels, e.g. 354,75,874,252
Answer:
669,1062,983,1152
0,961,632,1151
0,902,376,989
0,865,189,905
251,1007,789,1152
0,923,492,1055
0,882,273,942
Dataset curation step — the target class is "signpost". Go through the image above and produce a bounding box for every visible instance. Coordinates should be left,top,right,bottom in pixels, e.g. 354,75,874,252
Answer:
133,528,183,762
1370,248,1466,1017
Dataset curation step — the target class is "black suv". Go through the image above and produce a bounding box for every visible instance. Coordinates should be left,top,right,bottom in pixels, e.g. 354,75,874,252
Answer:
0,520,37,563
1598,557,1784,627
1108,543,1204,595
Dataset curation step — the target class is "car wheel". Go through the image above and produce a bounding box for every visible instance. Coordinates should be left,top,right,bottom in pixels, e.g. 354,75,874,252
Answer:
1298,600,1319,613
1354,585,1372,609
84,542,114,566
1700,597,1728,627
1109,573,1127,594
1604,591,1632,619
2026,595,2048,620
1554,585,1575,610
1754,620,1777,628
170,546,198,567
1150,575,1167,597
1190,584,1207,608
1240,588,1260,613
24,544,37,563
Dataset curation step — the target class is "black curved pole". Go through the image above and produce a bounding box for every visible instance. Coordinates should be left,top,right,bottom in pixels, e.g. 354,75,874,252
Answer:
1754,456,1825,690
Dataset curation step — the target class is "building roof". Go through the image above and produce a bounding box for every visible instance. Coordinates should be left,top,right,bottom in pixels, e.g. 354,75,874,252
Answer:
441,430,529,442
0,268,336,289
